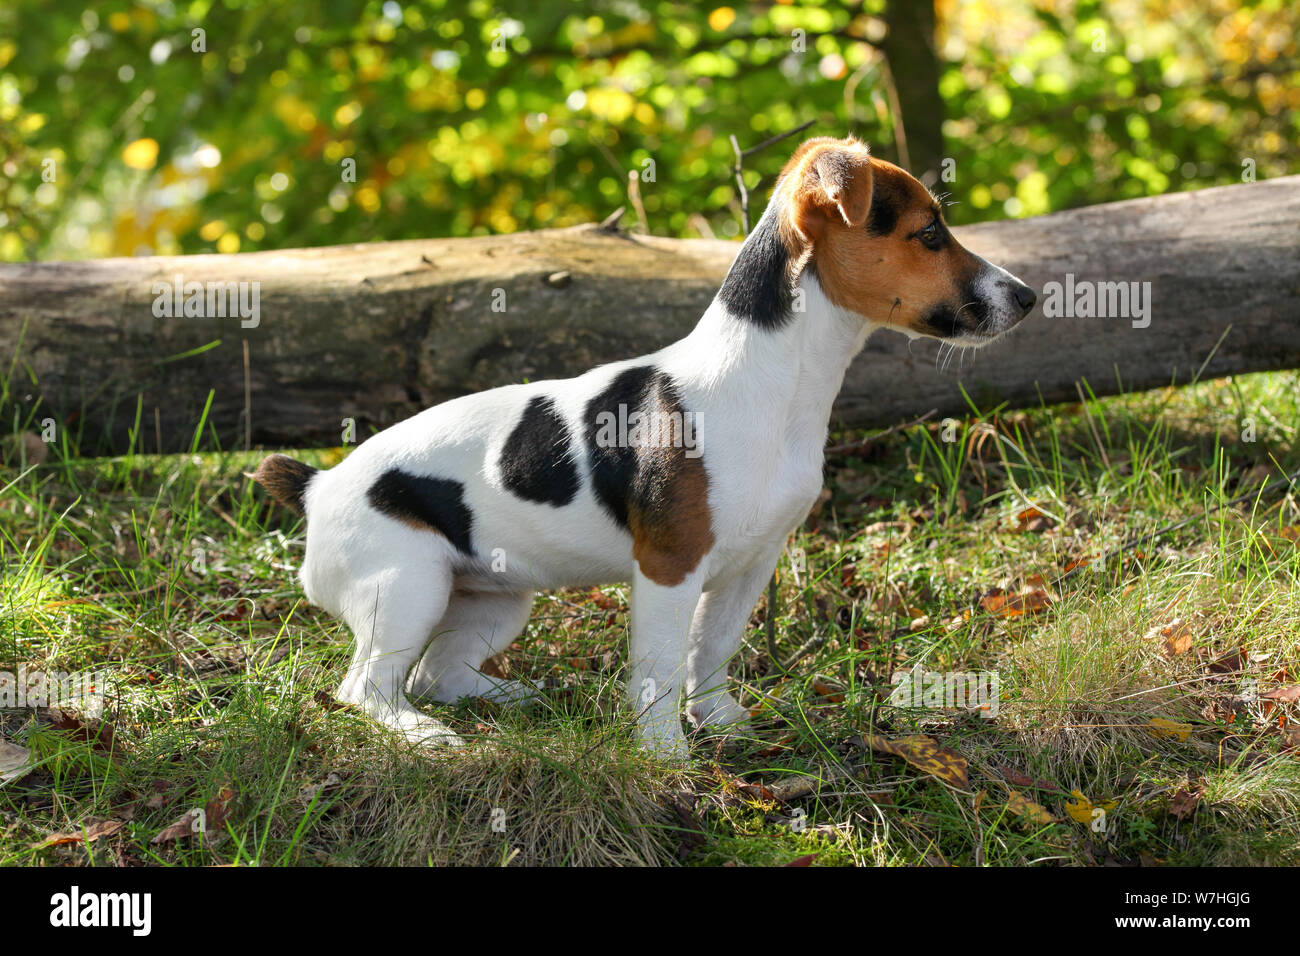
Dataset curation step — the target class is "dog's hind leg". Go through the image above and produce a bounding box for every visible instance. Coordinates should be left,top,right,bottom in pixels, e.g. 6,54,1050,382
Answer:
409,589,537,706
332,544,463,746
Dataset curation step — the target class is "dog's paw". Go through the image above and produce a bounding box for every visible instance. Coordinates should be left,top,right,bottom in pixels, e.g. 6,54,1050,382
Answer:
687,693,751,730
364,702,467,748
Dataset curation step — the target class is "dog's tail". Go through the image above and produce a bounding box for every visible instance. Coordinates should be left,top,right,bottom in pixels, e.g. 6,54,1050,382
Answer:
248,453,318,517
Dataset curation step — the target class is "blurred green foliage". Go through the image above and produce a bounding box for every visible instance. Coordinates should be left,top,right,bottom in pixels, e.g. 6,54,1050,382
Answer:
0,0,1296,260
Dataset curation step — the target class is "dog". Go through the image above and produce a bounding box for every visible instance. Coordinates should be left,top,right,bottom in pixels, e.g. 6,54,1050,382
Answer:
251,136,1036,757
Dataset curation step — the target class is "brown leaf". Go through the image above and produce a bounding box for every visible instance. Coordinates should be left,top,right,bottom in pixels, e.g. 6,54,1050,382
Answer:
1007,790,1056,826
150,785,236,844
478,655,508,679
1014,507,1055,532
861,733,970,789
1151,619,1195,658
736,780,777,803
36,819,125,848
811,679,845,703
0,737,31,784
1207,648,1246,674
784,853,819,867
205,786,236,830
48,711,118,756
151,810,202,844
1170,784,1203,820
979,587,1052,618
997,763,1065,794
1262,685,1300,703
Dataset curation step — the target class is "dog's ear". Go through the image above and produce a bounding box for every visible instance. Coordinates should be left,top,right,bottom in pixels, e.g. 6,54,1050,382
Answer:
783,139,873,244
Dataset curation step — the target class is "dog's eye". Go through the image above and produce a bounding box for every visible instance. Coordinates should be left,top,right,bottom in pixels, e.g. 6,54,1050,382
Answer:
917,222,942,249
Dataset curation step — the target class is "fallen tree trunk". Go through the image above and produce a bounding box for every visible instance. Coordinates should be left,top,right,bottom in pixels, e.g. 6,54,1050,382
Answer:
1,176,1298,456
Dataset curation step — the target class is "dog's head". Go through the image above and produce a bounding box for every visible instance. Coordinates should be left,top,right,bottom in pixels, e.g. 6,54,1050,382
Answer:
777,136,1035,346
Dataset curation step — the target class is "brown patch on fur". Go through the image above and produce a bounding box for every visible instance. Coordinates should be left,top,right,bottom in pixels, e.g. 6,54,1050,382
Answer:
250,454,317,515
777,137,986,337
777,136,874,246
628,441,714,588
586,366,715,588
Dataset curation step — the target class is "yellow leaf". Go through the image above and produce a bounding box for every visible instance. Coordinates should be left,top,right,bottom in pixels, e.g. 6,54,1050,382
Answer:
1064,789,1117,824
1148,717,1192,741
863,733,969,789
1007,790,1055,826
122,138,160,170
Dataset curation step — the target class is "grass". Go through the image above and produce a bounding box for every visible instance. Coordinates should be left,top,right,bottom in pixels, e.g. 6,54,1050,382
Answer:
2,368,1300,866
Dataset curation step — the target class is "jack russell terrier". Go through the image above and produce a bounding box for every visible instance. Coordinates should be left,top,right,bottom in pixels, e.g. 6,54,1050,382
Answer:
252,136,1036,758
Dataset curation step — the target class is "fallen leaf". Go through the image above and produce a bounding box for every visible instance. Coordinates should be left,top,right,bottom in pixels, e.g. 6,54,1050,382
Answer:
736,780,777,803
861,733,969,789
151,809,202,844
36,819,125,848
1064,789,1117,824
1007,790,1056,826
0,738,31,784
997,764,1065,794
1150,619,1194,658
756,736,796,758
1206,648,1246,674
784,853,819,867
811,679,845,703
478,655,508,679
150,785,236,844
49,711,118,756
1169,784,1202,820
1147,717,1193,741
979,587,1052,618
1262,685,1300,703
1014,507,1055,532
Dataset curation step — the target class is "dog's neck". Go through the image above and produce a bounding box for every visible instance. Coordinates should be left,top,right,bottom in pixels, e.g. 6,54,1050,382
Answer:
674,205,876,455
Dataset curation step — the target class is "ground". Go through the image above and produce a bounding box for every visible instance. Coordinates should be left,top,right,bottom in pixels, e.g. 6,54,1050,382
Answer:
2,369,1299,866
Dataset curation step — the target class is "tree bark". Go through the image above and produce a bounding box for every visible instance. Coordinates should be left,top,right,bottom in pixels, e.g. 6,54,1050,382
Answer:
880,0,946,183
1,176,1297,457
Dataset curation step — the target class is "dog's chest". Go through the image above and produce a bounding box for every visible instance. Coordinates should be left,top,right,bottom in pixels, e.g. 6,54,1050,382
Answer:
715,440,825,549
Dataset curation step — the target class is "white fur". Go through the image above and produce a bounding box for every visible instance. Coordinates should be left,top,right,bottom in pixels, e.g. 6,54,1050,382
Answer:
291,198,1027,757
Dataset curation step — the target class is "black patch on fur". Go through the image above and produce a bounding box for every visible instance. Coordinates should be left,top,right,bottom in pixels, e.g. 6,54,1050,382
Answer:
499,396,579,506
717,210,794,330
919,293,989,339
920,304,962,338
367,468,474,554
584,365,697,529
865,179,903,237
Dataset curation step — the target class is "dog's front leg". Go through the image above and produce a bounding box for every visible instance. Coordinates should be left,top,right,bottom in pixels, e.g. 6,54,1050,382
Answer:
685,543,786,729
628,566,705,759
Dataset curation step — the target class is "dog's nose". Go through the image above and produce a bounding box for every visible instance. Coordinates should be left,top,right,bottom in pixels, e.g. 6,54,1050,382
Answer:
1012,282,1036,314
